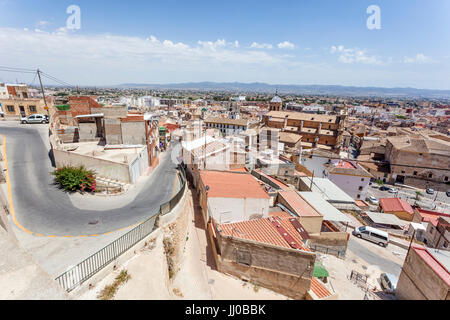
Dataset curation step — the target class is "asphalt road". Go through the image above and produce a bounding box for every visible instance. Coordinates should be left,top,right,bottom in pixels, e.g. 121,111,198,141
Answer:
347,237,404,277
0,125,180,236
368,183,450,212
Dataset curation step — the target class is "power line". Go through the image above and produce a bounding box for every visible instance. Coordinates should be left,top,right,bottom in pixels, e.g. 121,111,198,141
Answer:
0,68,36,75
40,71,74,87
0,66,36,72
0,66,74,87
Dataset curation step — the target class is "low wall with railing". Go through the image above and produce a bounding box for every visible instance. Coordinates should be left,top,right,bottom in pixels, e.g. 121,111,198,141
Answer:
55,166,187,293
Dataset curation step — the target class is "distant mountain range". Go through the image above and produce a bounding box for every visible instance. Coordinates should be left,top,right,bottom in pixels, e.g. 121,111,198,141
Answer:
115,82,450,99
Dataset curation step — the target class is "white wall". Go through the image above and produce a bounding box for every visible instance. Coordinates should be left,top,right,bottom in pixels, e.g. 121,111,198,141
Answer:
207,197,270,223
328,173,370,200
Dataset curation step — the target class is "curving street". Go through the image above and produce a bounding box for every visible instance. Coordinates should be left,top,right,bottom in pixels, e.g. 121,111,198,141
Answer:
0,124,180,237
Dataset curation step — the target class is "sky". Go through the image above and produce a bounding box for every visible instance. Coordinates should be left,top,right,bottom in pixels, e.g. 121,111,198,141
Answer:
0,0,449,89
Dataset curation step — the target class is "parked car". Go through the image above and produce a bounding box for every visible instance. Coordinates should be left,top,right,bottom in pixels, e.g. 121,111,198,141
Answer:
368,196,379,205
21,114,49,124
446,190,450,197
388,187,398,194
380,273,398,293
379,186,389,191
352,226,389,247
426,188,435,195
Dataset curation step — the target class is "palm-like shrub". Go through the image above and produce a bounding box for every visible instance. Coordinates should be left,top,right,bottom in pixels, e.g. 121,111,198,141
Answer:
52,166,96,192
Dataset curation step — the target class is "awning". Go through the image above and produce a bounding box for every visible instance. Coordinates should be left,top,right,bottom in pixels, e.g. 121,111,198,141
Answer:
365,211,405,227
75,113,104,118
298,192,352,223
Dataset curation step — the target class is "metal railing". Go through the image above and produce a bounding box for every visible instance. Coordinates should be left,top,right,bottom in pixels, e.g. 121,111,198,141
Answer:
309,244,346,259
55,165,186,292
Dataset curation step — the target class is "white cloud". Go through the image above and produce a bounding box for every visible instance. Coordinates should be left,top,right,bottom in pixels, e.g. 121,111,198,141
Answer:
331,45,383,65
249,42,273,49
277,41,295,49
403,53,436,64
0,28,286,83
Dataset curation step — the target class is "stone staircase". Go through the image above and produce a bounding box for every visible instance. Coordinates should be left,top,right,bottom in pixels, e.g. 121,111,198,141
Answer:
95,176,130,193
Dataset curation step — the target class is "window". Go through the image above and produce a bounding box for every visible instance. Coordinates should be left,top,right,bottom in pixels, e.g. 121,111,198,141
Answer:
357,194,361,199
401,170,405,174
236,249,251,266
413,171,418,176
361,178,365,181
7,105,14,112
428,173,433,178
445,176,449,182
444,242,448,248
358,186,363,191
29,106,36,112
371,233,387,241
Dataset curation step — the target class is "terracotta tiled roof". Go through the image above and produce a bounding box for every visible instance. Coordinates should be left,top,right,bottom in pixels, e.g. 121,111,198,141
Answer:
380,198,414,215
416,208,450,227
217,216,310,251
266,111,338,123
200,171,270,199
310,277,332,299
278,191,322,217
278,132,302,144
268,209,293,219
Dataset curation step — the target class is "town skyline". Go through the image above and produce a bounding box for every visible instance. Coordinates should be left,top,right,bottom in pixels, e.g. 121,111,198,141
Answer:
1,0,450,90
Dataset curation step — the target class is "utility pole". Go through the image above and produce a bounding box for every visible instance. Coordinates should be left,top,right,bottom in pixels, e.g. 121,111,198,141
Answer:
36,69,49,116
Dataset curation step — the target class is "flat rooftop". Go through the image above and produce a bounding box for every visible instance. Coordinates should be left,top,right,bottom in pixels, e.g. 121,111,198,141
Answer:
60,141,144,164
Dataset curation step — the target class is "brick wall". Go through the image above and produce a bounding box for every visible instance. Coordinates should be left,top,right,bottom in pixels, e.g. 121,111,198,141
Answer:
213,225,316,300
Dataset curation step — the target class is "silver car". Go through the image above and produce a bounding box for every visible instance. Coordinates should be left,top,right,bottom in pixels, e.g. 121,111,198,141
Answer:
21,114,49,124
380,273,398,293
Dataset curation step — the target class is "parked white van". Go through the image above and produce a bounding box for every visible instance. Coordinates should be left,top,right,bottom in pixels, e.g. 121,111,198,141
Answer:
352,226,389,247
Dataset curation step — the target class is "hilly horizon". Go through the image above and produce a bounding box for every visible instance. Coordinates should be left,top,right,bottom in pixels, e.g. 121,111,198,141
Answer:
115,82,450,99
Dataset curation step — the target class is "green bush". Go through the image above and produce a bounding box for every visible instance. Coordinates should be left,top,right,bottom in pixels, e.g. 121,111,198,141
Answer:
52,166,96,192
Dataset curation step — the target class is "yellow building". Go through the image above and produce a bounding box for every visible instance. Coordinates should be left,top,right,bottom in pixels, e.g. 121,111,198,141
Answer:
0,98,48,120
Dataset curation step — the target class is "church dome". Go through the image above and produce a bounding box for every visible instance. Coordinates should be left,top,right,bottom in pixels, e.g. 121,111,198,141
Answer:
270,96,282,103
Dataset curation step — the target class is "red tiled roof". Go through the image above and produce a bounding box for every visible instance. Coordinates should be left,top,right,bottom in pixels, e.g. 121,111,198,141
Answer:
380,198,414,215
355,200,369,207
335,160,356,169
269,209,293,219
200,171,270,199
310,277,332,299
412,246,450,286
278,191,322,217
230,167,248,172
217,216,310,251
